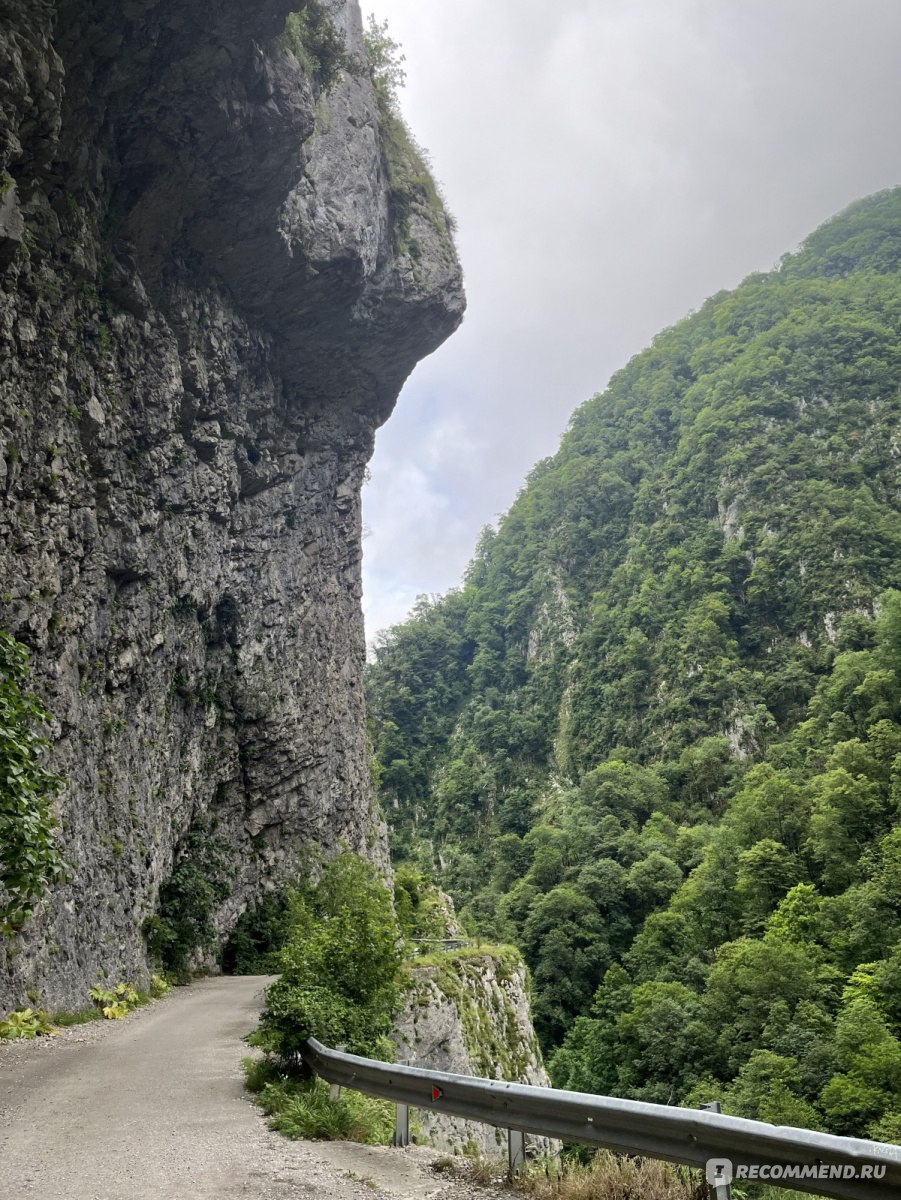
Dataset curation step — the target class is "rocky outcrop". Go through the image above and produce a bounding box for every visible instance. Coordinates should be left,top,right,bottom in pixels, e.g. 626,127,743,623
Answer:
394,948,553,1159
0,0,463,1008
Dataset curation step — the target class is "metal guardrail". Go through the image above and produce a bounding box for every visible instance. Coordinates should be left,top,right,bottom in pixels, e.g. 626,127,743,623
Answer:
407,937,470,955
300,1038,901,1200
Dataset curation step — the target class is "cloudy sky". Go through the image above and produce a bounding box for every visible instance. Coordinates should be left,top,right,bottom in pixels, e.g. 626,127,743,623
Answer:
360,0,901,642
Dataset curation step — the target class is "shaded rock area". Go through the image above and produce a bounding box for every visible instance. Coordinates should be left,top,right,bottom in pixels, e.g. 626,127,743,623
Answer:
394,949,555,1160
0,0,463,1008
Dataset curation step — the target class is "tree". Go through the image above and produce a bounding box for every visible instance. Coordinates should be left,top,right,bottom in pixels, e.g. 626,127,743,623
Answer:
735,839,803,933
723,1050,823,1129
254,854,403,1068
820,995,901,1135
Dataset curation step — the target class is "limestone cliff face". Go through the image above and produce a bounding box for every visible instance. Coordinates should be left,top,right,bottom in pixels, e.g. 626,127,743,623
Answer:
0,0,463,1007
394,949,553,1159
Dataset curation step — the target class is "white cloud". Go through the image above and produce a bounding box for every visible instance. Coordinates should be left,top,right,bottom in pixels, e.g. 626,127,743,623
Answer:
361,0,901,640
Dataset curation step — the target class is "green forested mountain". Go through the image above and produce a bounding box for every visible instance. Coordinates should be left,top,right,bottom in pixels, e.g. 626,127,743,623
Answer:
366,189,901,1138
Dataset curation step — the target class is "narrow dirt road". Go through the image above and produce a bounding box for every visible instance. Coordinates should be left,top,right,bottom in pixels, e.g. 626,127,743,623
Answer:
0,976,507,1200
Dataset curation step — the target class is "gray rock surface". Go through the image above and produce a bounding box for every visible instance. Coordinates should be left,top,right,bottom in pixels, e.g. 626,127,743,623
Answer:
394,950,554,1160
0,0,463,1008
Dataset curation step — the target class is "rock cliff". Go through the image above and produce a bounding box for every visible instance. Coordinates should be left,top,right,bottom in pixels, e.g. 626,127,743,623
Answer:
0,0,463,1008
394,947,553,1159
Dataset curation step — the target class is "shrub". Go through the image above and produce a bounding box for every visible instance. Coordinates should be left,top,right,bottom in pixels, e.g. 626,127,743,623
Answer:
361,15,456,252
281,2,347,92
514,1150,696,1200
250,853,403,1069
394,865,453,941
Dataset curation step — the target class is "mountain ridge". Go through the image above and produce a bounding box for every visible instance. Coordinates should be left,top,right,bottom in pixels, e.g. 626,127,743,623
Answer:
367,188,901,1137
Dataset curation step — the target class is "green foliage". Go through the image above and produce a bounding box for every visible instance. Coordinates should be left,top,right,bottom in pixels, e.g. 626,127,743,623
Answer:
393,865,453,941
281,2,347,92
366,189,901,1139
144,819,232,982
0,631,65,934
362,16,406,106
0,1007,56,1039
549,593,901,1133
221,891,293,975
251,853,403,1070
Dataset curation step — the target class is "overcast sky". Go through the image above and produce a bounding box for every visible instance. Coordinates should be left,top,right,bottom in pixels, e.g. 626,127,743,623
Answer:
360,0,901,643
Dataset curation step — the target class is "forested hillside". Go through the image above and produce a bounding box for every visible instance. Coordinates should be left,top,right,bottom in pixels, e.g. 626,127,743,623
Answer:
366,188,901,1138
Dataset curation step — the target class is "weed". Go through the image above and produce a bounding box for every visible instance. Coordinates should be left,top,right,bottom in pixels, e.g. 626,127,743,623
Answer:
149,973,170,999
0,1007,58,1039
89,981,140,1020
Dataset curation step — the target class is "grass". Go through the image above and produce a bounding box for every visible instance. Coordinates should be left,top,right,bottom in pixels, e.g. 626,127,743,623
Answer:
51,1007,104,1027
513,1152,698,1200
243,1058,396,1144
512,1154,834,1200
377,96,456,257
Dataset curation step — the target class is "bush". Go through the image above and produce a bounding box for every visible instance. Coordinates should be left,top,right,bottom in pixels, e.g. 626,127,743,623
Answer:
251,853,403,1069
149,973,170,999
394,865,454,941
281,2,347,92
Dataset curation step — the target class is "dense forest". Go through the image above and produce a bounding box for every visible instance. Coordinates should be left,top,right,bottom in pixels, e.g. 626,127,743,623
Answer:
365,189,901,1139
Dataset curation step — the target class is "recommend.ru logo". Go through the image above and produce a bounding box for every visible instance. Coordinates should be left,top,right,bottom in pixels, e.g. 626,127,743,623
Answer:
706,1158,887,1185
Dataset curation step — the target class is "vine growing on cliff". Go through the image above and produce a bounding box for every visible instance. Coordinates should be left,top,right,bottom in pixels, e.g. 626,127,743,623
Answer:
0,632,65,935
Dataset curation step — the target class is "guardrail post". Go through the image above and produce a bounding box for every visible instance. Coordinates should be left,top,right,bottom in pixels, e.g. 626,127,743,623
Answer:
508,1128,526,1177
330,1045,346,1101
700,1103,732,1200
393,1102,411,1148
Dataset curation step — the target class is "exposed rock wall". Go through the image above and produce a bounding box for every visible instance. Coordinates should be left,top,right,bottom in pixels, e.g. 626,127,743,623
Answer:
394,949,554,1160
0,0,463,1008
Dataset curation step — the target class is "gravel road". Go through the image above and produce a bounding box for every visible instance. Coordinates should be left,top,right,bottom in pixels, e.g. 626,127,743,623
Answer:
0,975,511,1200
